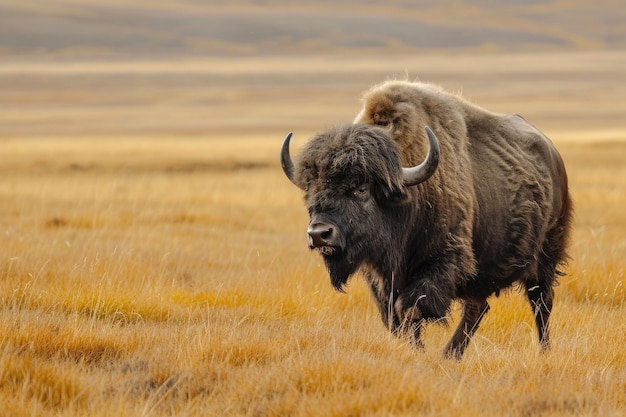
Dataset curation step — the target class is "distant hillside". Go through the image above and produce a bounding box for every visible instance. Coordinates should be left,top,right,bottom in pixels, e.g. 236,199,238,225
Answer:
0,0,624,58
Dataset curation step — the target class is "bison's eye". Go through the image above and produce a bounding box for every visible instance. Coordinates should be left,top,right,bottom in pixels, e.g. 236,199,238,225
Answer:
353,184,370,200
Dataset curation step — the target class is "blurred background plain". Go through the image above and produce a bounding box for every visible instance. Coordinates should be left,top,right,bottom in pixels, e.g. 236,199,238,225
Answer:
1,0,625,140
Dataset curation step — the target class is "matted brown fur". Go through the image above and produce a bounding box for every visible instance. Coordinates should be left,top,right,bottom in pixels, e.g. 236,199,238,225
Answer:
356,81,479,281
287,80,572,358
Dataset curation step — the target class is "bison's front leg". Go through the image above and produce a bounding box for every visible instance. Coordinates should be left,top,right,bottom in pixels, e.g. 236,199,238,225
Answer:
443,298,489,359
393,271,456,348
364,270,426,347
391,297,425,348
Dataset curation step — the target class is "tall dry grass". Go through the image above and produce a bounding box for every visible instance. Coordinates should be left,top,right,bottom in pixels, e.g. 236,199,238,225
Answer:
0,132,624,416
1,53,625,416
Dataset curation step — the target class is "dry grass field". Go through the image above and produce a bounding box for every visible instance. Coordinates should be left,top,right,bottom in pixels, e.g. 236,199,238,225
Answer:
1,48,626,416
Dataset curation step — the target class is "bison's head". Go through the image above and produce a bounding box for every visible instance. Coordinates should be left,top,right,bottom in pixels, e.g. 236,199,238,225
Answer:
281,124,439,291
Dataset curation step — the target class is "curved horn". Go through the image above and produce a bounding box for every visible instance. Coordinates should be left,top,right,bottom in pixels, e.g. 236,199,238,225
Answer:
402,126,440,187
280,132,301,188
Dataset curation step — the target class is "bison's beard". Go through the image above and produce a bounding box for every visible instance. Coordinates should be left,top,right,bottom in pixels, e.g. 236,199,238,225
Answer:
321,250,361,293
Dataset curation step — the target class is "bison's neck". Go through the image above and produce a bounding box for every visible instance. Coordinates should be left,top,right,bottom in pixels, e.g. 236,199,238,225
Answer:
368,195,429,286
383,185,473,290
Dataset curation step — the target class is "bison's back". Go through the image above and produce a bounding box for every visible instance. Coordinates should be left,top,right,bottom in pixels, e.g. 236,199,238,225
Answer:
354,80,571,296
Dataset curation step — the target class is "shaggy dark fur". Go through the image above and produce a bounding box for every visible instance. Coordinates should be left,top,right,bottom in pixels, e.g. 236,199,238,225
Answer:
285,80,573,359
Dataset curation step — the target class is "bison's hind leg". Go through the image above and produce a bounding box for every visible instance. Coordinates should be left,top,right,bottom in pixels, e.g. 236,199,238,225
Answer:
527,213,570,352
527,187,572,352
525,280,554,351
443,298,489,360
526,241,561,352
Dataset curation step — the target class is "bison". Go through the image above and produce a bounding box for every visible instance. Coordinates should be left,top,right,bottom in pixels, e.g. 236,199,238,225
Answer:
280,80,572,359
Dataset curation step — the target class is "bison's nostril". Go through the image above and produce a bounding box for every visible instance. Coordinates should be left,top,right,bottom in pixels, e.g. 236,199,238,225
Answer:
307,222,335,248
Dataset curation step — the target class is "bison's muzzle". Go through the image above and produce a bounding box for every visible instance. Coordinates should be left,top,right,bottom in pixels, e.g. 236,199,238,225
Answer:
307,221,335,248
307,218,345,253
